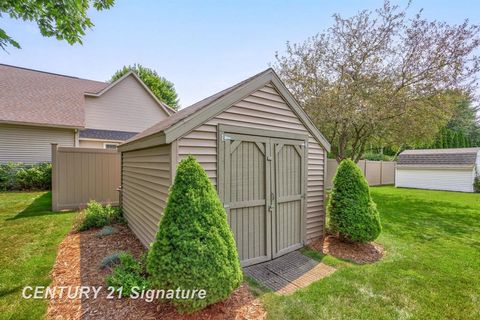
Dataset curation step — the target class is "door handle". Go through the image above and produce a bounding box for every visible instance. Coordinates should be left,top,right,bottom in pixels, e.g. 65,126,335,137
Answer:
269,192,275,212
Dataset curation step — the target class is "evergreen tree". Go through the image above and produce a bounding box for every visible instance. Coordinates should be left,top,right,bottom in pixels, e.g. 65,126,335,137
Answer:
453,132,460,148
147,156,242,313
327,159,381,242
441,129,448,148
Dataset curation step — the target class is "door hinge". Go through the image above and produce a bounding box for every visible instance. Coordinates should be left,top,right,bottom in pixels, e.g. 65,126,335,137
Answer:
222,134,232,141
267,156,272,161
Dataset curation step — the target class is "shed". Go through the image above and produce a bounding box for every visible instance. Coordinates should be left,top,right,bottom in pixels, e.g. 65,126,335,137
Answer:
118,68,331,267
395,148,480,193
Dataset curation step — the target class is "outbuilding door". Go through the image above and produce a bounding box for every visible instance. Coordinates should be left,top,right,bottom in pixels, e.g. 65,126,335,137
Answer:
218,126,306,267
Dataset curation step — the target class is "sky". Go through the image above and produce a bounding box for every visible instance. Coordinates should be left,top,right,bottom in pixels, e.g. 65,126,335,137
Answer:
1,0,479,108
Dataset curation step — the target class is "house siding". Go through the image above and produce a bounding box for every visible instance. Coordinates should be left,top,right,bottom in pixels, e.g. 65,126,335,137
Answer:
79,140,121,149
176,84,325,242
396,168,475,193
122,145,171,246
84,75,170,133
0,124,75,163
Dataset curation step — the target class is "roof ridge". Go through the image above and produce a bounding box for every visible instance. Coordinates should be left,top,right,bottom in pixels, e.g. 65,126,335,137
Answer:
407,147,480,151
121,68,275,144
401,147,480,155
0,63,107,84
178,68,274,112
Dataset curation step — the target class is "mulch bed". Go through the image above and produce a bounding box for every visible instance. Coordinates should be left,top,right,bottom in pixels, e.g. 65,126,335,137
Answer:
46,224,266,320
309,235,384,264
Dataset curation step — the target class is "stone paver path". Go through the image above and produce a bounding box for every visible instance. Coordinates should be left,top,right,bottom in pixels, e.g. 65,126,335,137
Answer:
244,250,336,295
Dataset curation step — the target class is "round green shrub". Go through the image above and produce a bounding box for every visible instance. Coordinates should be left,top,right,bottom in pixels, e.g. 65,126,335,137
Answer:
474,176,480,193
327,159,381,242
147,156,242,313
78,201,123,231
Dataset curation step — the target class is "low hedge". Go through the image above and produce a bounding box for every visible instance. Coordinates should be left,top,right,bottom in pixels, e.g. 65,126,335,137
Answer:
0,162,51,191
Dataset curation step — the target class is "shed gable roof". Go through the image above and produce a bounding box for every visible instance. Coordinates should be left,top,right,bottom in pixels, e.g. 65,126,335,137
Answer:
398,148,480,167
121,68,331,152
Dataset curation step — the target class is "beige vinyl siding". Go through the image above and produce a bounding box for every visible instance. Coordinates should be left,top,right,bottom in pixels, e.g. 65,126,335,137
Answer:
79,139,121,148
0,124,75,163
177,83,325,241
122,145,171,246
84,75,170,132
306,136,325,240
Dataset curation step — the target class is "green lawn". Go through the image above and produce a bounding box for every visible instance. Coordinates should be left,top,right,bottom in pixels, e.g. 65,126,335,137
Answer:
263,187,480,320
0,192,75,320
1,188,479,319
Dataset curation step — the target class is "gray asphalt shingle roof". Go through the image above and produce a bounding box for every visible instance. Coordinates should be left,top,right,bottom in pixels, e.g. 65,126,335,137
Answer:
79,129,138,141
398,148,480,167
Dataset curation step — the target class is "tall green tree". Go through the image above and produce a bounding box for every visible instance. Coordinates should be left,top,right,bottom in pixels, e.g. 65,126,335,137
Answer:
111,64,179,110
441,130,447,148
445,94,480,147
425,93,479,149
447,95,479,134
0,0,114,50
274,1,480,161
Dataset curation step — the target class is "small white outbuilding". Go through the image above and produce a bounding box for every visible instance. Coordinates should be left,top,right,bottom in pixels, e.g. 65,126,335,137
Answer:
395,148,480,193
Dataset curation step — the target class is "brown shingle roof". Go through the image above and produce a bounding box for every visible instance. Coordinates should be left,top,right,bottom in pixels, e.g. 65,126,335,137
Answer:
0,64,108,128
398,148,480,167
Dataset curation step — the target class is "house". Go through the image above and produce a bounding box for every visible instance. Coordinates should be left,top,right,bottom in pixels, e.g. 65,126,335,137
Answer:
0,64,174,163
396,148,480,192
118,68,331,267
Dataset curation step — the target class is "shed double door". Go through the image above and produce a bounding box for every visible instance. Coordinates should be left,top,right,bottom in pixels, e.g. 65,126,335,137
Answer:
219,132,306,267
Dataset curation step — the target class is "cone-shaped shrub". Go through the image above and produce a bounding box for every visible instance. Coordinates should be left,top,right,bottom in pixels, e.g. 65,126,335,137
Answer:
327,159,381,242
147,155,242,313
